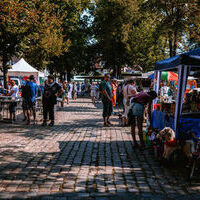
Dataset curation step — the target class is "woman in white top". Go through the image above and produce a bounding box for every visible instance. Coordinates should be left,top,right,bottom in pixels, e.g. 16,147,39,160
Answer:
122,80,137,126
90,83,97,103
7,80,19,121
67,82,73,99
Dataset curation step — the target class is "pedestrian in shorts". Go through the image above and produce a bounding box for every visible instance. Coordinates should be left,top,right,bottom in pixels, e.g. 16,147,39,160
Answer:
22,75,38,125
100,74,113,126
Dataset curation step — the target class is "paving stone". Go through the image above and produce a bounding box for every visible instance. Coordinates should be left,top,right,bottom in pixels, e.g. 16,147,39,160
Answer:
0,98,199,199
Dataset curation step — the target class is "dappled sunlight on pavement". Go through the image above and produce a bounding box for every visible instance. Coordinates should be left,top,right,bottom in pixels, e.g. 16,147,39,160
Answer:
0,98,200,199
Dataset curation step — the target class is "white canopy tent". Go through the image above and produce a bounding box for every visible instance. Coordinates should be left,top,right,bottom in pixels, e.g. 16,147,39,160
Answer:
8,58,39,76
0,58,45,83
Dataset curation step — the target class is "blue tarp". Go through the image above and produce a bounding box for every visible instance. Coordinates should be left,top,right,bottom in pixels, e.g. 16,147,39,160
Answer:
152,111,200,139
155,48,200,71
148,74,154,79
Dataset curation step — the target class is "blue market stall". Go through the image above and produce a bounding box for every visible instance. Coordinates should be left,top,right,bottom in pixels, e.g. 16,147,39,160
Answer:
153,48,200,138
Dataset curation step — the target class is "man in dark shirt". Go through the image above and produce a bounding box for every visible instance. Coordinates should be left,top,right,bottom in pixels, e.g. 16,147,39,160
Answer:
42,75,63,127
100,74,113,126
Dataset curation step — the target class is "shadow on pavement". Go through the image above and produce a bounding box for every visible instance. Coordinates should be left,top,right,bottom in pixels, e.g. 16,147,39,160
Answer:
1,191,200,199
0,139,199,199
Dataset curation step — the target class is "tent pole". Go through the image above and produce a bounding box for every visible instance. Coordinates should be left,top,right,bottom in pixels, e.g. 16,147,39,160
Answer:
152,71,161,109
156,71,161,95
154,71,161,106
180,66,188,114
174,65,188,138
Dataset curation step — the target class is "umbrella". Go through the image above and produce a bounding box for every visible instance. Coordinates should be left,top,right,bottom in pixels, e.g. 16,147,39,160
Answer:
148,71,178,81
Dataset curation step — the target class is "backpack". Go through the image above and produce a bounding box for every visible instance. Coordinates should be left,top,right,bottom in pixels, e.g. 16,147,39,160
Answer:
21,83,32,100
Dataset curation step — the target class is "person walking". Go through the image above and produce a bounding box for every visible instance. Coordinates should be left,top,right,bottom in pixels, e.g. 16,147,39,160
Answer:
42,75,63,127
21,75,38,125
129,91,157,149
100,74,113,126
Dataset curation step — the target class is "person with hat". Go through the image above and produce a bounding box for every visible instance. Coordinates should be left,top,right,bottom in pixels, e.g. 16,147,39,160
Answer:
7,80,19,121
42,75,63,127
21,75,38,125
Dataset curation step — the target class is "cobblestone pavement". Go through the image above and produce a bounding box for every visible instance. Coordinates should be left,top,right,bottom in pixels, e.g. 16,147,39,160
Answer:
0,98,200,200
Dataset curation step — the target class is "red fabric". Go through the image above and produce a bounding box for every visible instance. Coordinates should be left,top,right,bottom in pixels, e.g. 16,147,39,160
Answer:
168,72,178,81
111,83,117,107
24,76,29,81
154,104,161,110
165,139,177,147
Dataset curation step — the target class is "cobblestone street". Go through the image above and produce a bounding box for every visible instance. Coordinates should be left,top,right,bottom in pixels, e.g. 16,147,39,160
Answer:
0,98,200,200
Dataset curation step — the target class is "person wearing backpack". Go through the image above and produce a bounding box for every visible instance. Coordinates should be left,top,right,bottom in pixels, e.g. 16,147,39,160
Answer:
21,75,38,125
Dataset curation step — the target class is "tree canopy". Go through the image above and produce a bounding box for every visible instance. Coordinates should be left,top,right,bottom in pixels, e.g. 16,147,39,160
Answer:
92,0,200,74
0,0,200,85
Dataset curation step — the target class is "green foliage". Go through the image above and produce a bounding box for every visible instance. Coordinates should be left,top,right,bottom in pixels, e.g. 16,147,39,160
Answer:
92,0,200,73
93,0,139,76
142,0,200,56
1,0,200,86
0,0,27,88
22,0,70,70
127,12,167,72
0,0,91,85
48,0,93,77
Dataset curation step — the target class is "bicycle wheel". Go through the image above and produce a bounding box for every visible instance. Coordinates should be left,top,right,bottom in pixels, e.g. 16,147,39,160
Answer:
189,160,196,180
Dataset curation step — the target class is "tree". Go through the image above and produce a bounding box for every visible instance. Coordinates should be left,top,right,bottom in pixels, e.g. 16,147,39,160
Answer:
0,0,26,88
47,0,92,79
93,0,139,77
22,0,69,71
93,0,200,73
142,0,200,57
0,0,67,88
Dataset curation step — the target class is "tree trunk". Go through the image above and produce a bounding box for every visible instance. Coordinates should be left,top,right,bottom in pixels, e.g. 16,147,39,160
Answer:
49,67,54,75
172,31,178,56
59,73,63,81
112,66,117,77
67,69,71,82
116,65,121,79
169,39,173,57
2,56,8,90
64,73,66,80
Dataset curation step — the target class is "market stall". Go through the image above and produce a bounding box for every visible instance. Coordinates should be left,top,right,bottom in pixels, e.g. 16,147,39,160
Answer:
153,48,200,138
0,96,22,122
